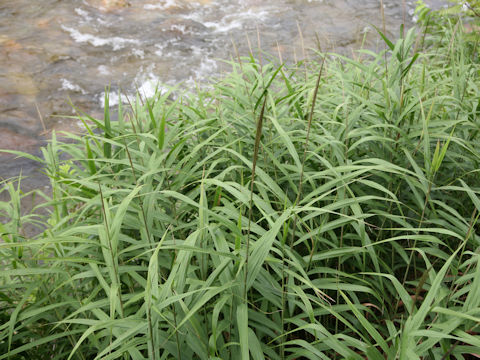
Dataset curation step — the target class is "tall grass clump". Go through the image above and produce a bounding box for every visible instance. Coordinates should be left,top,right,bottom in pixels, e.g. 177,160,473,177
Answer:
1,7,480,359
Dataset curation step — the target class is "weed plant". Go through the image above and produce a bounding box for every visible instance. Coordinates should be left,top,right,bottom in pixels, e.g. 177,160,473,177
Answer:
1,7,480,360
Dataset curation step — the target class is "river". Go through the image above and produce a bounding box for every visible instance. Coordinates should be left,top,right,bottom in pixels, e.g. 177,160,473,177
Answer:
0,0,446,203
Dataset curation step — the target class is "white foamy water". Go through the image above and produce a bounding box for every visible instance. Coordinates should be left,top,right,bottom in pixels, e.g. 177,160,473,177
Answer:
99,70,170,108
144,0,177,10
60,79,87,94
97,65,111,75
74,7,93,21
62,25,141,50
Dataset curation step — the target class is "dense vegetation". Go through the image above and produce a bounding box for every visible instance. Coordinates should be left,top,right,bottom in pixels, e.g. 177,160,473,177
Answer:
1,4,480,359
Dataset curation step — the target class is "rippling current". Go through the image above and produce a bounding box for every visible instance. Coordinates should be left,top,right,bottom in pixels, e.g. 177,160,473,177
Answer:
0,0,446,195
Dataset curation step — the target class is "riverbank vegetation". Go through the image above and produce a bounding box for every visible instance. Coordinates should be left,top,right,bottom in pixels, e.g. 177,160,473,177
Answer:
1,3,480,359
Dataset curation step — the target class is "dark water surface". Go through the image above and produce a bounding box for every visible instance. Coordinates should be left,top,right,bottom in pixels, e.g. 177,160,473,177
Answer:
0,0,446,195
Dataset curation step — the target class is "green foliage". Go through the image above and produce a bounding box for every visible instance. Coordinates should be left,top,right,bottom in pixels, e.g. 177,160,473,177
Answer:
415,0,480,42
1,12,480,360
443,0,480,17
415,0,480,19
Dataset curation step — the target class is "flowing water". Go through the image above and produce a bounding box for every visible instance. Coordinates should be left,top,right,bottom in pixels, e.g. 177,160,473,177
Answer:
0,0,446,198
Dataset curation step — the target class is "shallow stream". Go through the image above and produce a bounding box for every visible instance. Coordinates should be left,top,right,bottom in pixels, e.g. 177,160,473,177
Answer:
0,0,446,196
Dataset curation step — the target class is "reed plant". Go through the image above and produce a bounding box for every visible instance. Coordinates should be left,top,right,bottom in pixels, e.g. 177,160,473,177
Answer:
1,7,480,359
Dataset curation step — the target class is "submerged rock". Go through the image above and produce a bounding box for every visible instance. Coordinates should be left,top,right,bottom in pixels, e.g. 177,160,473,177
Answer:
0,128,39,155
86,0,131,12
3,73,39,97
159,17,207,35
